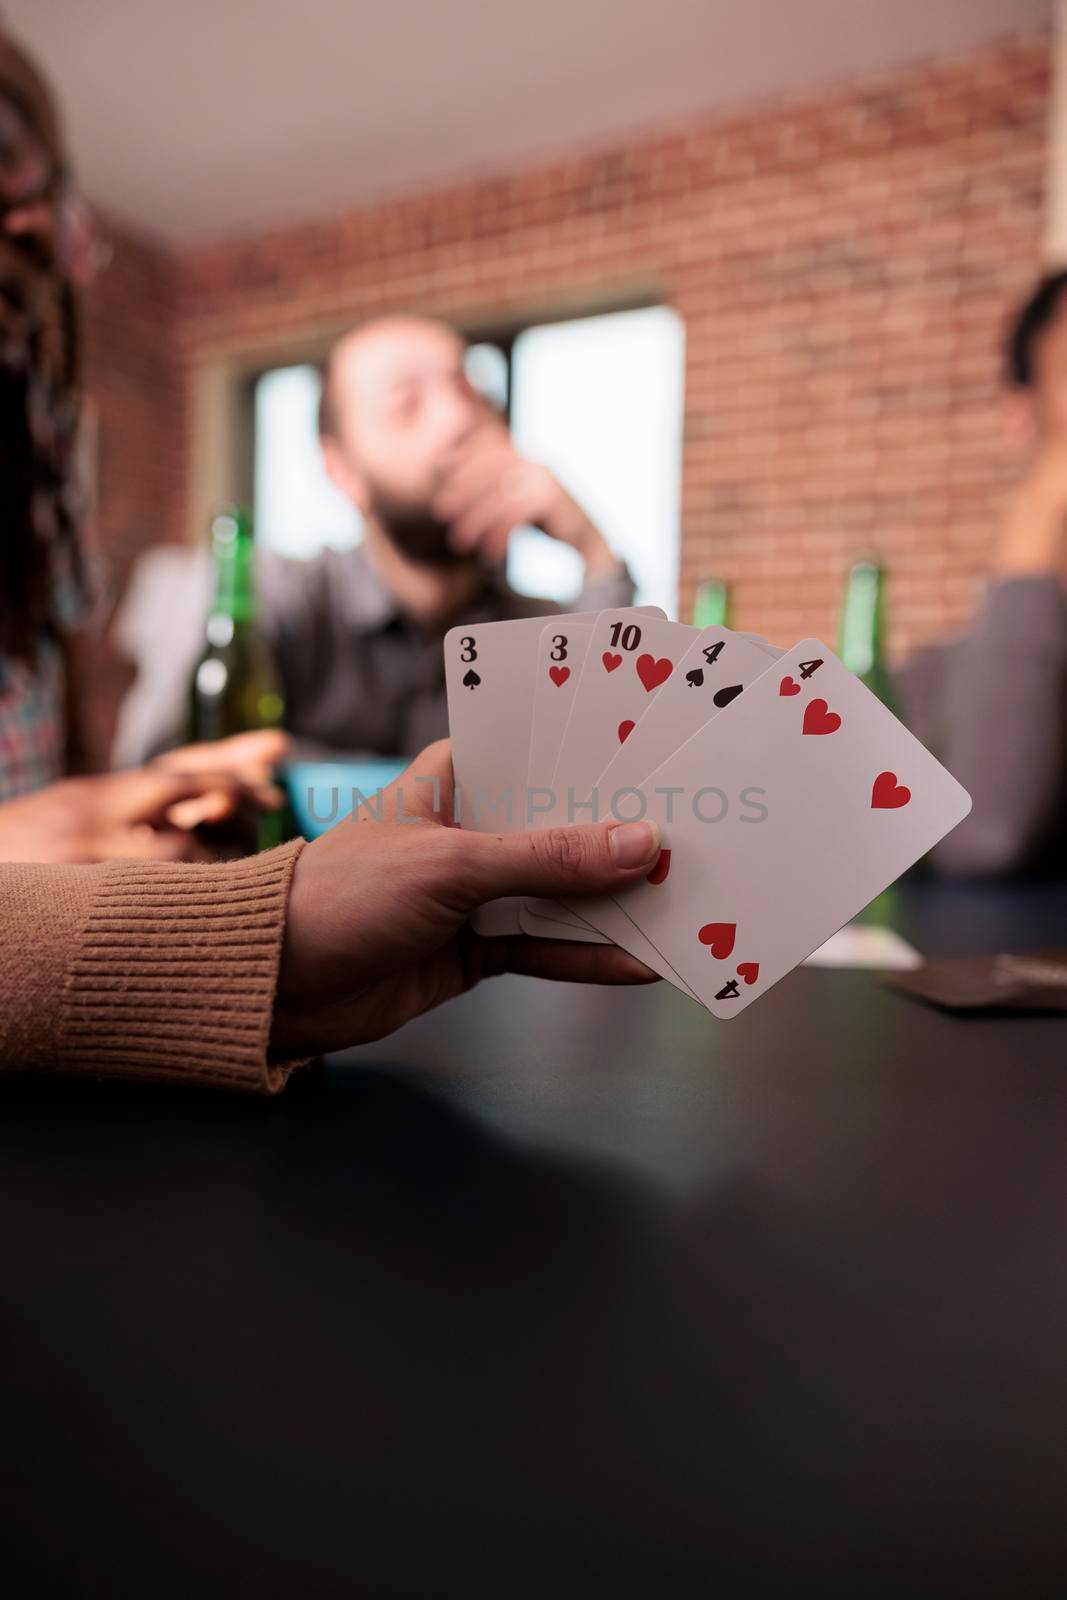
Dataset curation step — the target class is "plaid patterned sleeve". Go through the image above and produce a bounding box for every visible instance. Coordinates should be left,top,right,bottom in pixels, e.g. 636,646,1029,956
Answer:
0,638,68,803
0,515,101,804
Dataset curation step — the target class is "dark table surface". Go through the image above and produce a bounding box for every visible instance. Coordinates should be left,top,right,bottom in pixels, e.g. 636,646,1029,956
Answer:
3,877,1067,1598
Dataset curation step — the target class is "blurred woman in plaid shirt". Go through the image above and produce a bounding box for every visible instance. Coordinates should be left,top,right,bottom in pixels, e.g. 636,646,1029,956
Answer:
0,27,286,863
0,29,98,802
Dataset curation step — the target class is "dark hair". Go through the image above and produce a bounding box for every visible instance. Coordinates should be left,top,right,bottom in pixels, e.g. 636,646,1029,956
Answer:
0,43,85,663
0,275,84,663
1006,270,1067,389
0,361,40,658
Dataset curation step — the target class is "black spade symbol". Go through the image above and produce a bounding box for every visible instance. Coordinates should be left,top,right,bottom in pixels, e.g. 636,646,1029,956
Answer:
685,668,704,688
462,669,481,689
713,682,743,708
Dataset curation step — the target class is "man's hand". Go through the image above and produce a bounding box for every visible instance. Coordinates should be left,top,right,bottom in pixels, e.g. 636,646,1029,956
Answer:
271,739,660,1057
153,729,289,824
433,417,621,577
996,440,1067,584
0,767,277,864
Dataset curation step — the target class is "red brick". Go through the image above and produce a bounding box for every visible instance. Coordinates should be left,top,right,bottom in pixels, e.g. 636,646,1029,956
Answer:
77,32,1050,667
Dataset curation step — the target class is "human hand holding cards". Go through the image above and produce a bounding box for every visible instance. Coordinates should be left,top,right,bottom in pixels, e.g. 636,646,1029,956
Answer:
441,605,662,937
445,608,971,1018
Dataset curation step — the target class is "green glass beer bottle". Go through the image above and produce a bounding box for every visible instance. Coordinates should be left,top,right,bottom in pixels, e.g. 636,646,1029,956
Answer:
837,557,896,712
691,579,730,630
190,506,286,849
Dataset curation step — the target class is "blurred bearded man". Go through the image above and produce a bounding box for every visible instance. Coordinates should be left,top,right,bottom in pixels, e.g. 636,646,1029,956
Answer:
114,316,634,764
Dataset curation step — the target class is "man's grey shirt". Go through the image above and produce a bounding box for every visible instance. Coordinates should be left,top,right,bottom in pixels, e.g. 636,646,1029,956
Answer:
112,542,636,768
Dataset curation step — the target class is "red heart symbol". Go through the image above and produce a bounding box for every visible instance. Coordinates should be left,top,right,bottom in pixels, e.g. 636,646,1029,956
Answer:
548,665,570,687
802,698,841,735
618,719,635,744
871,770,911,809
779,676,801,696
646,848,671,886
698,921,736,959
736,962,759,985
636,653,673,692
602,652,622,673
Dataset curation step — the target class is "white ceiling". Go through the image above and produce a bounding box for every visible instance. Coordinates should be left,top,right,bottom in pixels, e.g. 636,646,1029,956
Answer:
3,0,1051,247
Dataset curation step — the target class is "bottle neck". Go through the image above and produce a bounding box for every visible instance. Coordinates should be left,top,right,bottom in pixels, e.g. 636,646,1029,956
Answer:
839,562,884,676
210,511,256,625
693,580,730,630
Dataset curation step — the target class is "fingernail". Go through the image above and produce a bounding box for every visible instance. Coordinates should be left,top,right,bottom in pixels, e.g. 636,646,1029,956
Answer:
608,819,661,868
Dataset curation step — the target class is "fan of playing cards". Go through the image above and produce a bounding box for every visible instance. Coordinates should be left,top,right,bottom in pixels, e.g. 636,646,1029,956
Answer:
445,607,972,1018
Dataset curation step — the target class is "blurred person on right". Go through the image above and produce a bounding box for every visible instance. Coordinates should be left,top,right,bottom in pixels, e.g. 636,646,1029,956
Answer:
901,271,1067,879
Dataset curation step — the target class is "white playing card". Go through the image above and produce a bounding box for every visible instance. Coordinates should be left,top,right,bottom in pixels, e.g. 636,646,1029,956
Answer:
527,622,593,792
517,621,783,952
559,628,785,988
602,640,972,1017
591,628,785,808
547,611,701,814
444,608,663,935
515,900,612,945
519,610,699,939
514,619,615,941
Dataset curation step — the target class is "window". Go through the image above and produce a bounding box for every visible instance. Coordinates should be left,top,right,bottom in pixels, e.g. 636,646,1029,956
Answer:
251,305,685,615
253,364,363,558
504,306,684,617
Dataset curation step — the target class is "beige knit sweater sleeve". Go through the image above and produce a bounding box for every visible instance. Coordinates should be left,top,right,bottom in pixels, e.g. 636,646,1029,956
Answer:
0,838,306,1094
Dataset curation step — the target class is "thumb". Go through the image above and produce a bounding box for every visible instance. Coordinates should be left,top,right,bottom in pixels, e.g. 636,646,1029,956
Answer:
457,818,662,906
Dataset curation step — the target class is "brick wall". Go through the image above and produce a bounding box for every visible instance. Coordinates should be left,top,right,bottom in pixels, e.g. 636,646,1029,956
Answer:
81,220,183,600
104,31,1051,663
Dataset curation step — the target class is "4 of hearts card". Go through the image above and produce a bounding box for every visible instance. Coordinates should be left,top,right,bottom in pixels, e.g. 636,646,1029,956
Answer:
603,640,971,1017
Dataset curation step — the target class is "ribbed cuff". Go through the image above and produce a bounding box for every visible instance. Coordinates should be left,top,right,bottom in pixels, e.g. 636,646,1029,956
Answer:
59,839,306,1094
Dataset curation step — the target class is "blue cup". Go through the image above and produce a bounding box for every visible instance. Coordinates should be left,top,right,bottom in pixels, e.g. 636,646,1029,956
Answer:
284,760,409,839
